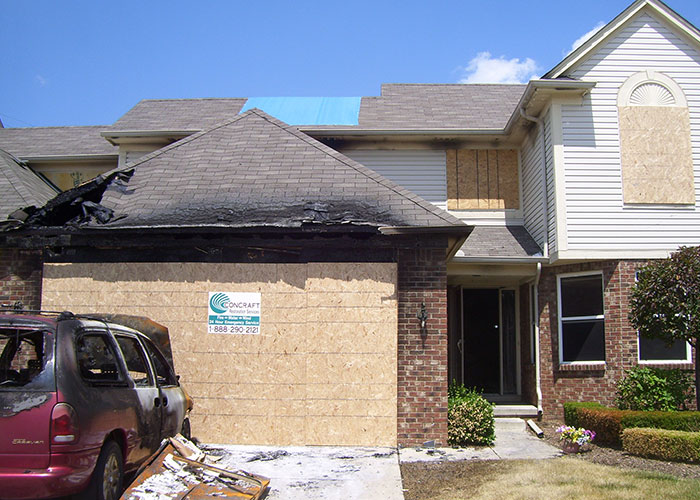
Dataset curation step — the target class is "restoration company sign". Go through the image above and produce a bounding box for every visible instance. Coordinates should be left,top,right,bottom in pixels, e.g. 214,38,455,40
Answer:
208,292,261,334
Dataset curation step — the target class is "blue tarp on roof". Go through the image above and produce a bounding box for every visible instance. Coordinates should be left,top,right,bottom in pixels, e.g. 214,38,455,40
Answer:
240,97,361,126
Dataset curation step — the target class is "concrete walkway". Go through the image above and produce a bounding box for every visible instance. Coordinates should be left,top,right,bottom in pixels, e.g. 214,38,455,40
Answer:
399,418,562,463
202,444,404,500
195,419,559,500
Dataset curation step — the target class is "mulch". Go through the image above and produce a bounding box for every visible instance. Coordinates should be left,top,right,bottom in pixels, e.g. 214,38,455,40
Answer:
538,419,700,479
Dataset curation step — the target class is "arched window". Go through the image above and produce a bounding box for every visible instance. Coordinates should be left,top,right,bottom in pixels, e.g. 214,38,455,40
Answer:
617,71,694,205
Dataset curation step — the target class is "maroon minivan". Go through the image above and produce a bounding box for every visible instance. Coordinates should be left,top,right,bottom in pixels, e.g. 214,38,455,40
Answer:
0,311,193,500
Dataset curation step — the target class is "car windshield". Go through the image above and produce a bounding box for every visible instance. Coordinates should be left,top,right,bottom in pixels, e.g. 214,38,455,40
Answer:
0,328,54,390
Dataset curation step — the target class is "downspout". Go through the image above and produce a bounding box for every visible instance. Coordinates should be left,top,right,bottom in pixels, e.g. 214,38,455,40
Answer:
533,263,544,416
520,106,549,416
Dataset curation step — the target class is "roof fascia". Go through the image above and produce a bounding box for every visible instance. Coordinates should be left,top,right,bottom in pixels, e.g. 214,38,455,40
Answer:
305,80,593,142
101,130,197,146
544,0,700,79
21,154,118,162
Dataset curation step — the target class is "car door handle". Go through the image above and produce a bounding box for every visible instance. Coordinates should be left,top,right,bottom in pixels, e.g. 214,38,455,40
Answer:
154,397,161,407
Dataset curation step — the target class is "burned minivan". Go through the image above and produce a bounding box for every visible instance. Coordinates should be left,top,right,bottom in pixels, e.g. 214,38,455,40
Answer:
0,311,193,500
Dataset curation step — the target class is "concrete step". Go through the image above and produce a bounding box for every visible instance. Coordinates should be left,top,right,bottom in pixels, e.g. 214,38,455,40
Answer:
494,404,539,418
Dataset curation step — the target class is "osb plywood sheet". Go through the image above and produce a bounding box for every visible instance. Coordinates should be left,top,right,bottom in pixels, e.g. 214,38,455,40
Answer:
619,106,695,205
446,149,520,209
42,262,398,446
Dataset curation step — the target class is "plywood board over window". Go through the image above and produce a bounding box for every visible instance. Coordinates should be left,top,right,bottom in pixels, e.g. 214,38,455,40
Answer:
617,71,695,205
446,149,519,210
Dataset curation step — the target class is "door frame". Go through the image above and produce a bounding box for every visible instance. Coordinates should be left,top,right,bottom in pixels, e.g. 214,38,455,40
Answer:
457,286,521,398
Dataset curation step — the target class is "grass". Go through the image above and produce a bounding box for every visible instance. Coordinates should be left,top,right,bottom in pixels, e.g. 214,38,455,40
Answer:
401,457,700,500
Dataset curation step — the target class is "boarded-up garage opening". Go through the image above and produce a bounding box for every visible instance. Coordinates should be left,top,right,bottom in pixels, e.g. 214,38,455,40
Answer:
42,262,397,446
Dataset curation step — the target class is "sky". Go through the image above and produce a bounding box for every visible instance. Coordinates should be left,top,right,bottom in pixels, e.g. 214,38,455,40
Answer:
2,0,700,128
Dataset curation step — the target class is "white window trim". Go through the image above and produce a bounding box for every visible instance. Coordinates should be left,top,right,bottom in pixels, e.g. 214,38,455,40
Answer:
637,334,692,364
617,70,687,108
557,271,606,366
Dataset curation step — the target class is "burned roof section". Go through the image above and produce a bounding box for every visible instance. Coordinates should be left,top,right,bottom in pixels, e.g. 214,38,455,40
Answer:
9,110,466,234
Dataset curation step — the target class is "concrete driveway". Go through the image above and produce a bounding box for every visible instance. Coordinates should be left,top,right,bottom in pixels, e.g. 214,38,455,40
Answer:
201,444,405,500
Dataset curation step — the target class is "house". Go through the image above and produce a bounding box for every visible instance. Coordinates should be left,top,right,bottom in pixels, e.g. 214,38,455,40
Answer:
1,0,700,446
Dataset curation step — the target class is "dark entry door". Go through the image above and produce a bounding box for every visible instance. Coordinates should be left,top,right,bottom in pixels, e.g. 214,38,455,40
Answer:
462,289,500,393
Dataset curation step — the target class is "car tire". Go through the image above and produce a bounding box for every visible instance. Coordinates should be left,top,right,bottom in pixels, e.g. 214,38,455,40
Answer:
181,417,191,440
77,440,123,500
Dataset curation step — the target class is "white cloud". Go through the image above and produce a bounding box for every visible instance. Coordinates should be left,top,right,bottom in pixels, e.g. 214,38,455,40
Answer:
568,21,605,54
35,75,48,87
458,52,539,84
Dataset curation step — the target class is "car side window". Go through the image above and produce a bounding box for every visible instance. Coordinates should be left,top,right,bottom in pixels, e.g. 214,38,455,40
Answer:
115,335,154,387
76,333,122,384
143,339,177,387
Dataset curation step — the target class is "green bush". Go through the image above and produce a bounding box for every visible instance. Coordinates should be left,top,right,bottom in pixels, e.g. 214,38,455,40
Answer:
447,381,495,446
563,401,607,427
622,427,700,463
616,366,692,411
576,406,700,446
577,407,628,446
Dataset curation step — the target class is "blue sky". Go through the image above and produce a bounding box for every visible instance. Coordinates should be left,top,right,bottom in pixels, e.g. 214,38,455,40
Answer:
2,0,700,128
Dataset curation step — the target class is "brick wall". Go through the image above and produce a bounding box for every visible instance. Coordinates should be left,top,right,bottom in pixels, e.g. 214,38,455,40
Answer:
397,246,448,446
0,248,43,310
538,260,696,417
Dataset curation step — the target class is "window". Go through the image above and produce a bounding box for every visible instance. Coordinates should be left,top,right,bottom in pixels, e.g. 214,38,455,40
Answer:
558,273,605,363
115,335,153,387
617,71,694,205
143,339,177,386
76,333,122,384
634,271,691,364
639,336,690,363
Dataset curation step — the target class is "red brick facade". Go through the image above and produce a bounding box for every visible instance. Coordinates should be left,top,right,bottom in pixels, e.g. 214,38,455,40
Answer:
397,246,448,446
0,248,43,311
538,260,696,417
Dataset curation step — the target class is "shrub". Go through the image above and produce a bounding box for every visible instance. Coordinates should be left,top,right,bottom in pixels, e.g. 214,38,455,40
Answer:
576,406,700,446
622,427,700,463
616,366,692,411
622,411,700,433
563,401,607,427
447,381,495,446
577,407,628,446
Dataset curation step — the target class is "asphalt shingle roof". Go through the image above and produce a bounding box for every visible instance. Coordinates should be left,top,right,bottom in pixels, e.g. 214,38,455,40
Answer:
357,84,526,130
455,226,542,258
0,126,116,158
106,85,525,132
0,149,58,220
110,98,247,131
95,109,466,231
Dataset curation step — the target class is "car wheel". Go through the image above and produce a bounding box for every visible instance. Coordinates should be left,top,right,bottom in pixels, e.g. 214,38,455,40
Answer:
78,440,123,500
181,417,191,440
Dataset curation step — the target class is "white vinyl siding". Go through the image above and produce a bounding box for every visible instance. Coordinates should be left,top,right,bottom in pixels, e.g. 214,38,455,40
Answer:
343,150,447,209
544,110,558,255
521,118,546,248
561,12,700,251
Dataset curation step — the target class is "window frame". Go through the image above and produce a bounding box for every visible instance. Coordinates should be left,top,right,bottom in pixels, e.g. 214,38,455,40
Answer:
633,271,692,364
557,271,606,366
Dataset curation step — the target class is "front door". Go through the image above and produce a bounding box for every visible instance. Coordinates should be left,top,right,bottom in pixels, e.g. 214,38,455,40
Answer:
452,288,518,396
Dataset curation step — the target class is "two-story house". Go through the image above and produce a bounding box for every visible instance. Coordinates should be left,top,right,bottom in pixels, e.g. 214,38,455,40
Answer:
1,0,699,447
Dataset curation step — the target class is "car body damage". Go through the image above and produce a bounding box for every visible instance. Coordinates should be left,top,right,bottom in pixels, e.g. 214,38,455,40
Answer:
0,392,50,418
0,311,193,500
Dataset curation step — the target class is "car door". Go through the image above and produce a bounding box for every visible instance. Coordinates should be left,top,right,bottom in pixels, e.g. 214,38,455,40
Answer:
112,332,162,455
142,338,186,440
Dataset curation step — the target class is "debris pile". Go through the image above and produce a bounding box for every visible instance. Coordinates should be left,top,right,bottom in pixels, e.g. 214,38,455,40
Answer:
121,434,270,500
